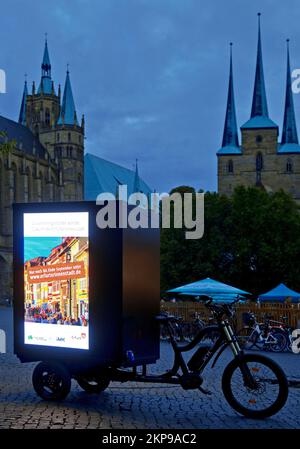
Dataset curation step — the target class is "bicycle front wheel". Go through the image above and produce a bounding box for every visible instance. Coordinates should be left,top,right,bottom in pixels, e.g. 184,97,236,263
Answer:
222,354,288,419
269,332,287,353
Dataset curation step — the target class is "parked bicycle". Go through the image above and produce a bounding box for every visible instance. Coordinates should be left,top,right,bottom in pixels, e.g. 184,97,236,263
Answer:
267,315,296,353
180,312,206,341
237,312,287,352
157,297,289,419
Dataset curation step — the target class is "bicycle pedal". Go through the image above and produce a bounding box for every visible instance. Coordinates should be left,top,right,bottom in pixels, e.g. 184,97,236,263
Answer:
198,386,212,395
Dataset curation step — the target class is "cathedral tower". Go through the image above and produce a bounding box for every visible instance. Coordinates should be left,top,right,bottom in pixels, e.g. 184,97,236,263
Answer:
217,14,300,202
18,38,84,201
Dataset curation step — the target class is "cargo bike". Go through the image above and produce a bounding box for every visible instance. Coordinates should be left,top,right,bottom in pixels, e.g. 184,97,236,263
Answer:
13,202,289,419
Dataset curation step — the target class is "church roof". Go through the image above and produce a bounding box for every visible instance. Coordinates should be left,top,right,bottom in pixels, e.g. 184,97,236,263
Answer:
42,40,51,69
0,115,47,159
281,40,300,152
278,143,300,154
18,80,28,125
241,116,278,129
37,77,53,95
38,40,53,95
57,71,78,125
217,145,242,155
241,14,278,130
218,44,241,155
84,153,152,200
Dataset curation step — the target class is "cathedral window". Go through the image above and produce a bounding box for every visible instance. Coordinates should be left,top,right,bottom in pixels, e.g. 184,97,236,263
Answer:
79,135,81,143
57,133,60,142
256,135,263,144
45,108,50,125
67,146,73,158
256,152,263,171
286,159,293,173
227,160,234,173
68,132,71,142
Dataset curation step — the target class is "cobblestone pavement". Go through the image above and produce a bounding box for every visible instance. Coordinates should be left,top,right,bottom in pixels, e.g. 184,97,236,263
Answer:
0,342,299,429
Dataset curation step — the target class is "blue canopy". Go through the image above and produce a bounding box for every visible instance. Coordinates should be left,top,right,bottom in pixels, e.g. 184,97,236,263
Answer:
167,277,250,302
259,283,300,303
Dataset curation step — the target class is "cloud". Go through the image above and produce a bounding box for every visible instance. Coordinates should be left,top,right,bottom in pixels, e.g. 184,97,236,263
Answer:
1,0,300,194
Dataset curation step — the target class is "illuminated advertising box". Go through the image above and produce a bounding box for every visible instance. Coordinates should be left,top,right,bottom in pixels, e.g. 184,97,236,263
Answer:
13,201,160,370
23,212,89,350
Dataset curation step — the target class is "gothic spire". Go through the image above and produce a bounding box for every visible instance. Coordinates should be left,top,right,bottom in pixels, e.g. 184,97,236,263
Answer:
18,78,28,125
221,43,239,149
38,36,54,95
133,159,141,193
57,69,78,125
241,13,277,130
218,44,240,155
41,37,51,78
251,13,268,118
281,39,298,145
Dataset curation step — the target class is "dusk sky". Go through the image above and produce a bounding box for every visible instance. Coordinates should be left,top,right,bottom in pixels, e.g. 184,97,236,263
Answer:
1,0,300,193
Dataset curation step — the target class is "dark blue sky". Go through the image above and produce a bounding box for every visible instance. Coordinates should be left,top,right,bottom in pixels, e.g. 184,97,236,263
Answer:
1,0,300,193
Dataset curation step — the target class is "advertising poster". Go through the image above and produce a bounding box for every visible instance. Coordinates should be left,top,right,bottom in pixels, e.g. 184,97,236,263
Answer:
23,212,89,350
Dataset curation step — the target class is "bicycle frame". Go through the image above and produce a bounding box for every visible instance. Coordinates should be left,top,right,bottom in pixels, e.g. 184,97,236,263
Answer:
108,314,252,390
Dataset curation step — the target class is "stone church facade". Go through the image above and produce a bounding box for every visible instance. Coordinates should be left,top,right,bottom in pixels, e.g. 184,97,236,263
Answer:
0,40,84,301
217,14,300,202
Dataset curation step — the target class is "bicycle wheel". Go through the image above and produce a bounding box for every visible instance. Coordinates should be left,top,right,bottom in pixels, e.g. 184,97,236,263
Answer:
269,332,287,353
222,353,288,419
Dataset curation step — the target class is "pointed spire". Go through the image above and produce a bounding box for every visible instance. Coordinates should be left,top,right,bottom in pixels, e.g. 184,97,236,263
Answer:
241,13,277,130
281,39,298,145
57,69,79,126
38,36,54,95
133,159,141,193
19,77,28,125
251,13,268,118
221,43,239,150
42,35,51,78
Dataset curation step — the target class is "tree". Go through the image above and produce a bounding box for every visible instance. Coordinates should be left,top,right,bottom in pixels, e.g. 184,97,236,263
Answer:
0,131,16,154
160,186,300,296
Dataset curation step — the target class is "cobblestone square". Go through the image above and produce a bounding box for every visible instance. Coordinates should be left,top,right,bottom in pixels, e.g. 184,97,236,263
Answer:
0,306,299,429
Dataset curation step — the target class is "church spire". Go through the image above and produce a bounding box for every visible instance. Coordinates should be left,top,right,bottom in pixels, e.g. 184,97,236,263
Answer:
57,69,79,125
217,44,240,155
133,159,141,193
241,14,277,130
41,36,51,78
38,36,54,95
281,39,298,145
18,77,28,125
251,13,268,118
221,43,239,149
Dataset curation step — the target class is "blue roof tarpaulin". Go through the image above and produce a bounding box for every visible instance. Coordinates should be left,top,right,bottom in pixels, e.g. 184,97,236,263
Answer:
167,277,250,302
259,283,300,303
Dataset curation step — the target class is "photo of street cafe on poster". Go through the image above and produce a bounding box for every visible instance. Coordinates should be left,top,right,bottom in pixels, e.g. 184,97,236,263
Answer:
23,212,89,350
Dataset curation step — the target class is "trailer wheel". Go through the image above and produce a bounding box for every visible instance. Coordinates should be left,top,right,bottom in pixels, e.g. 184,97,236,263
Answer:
77,374,110,393
32,361,71,401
